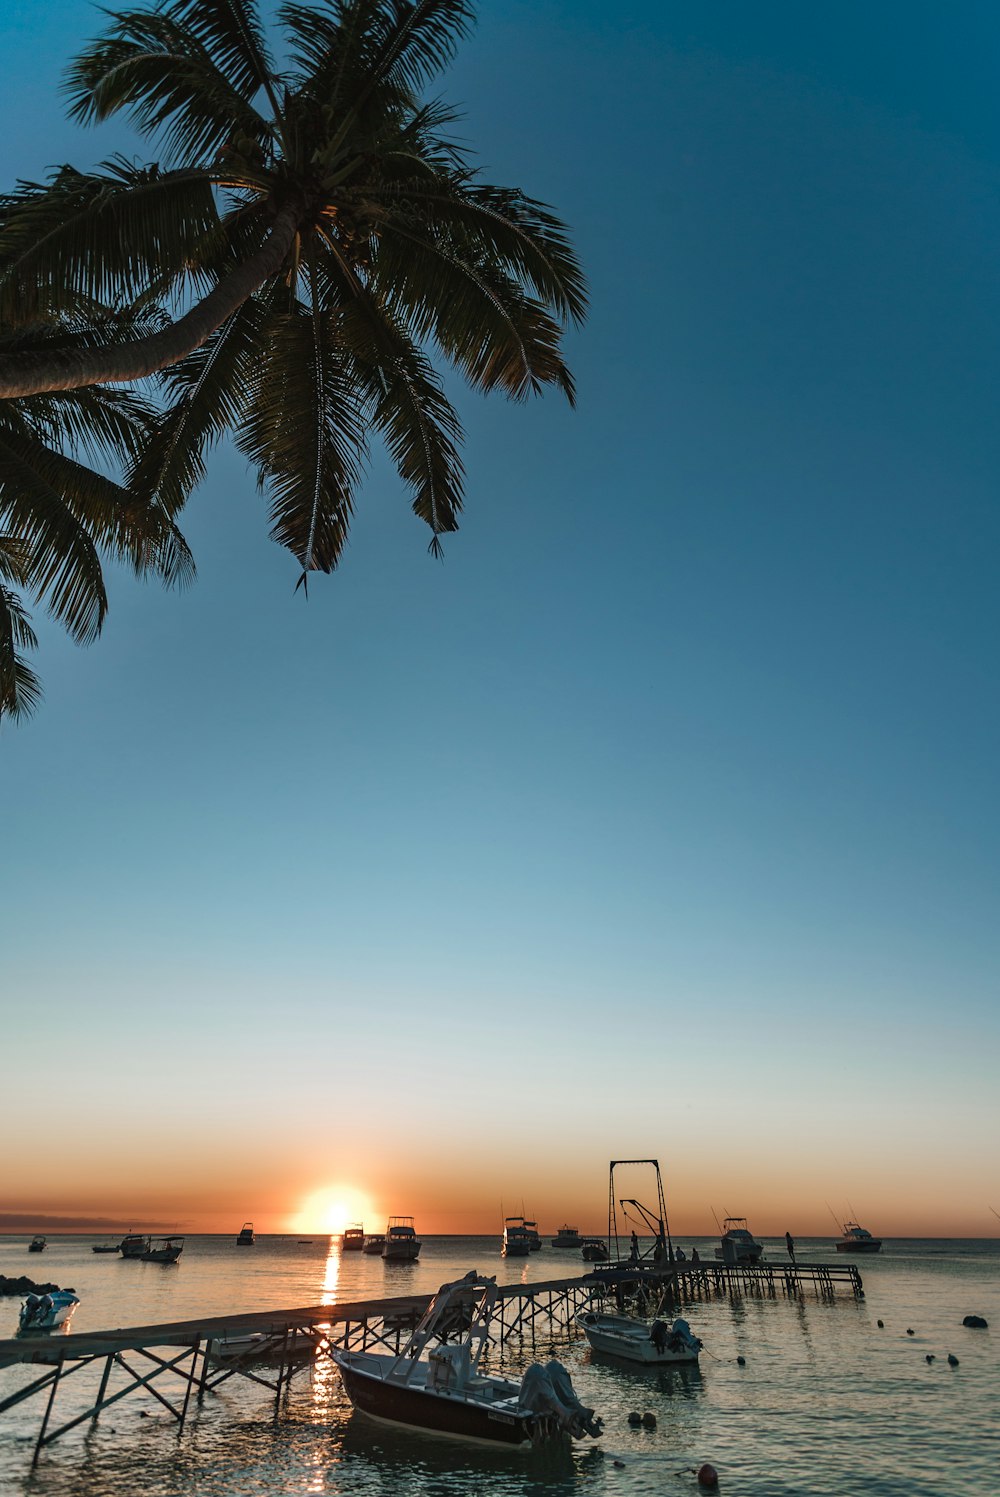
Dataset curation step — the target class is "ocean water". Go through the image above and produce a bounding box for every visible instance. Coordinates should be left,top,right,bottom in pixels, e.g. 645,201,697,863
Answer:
0,1235,996,1496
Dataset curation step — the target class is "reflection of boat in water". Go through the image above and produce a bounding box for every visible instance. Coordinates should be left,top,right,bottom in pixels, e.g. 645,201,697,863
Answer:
502,1217,532,1257
551,1225,583,1248
28,1237,46,1254
142,1236,184,1263
578,1310,702,1365
383,1218,421,1261
363,1234,386,1255
835,1222,882,1254
18,1290,79,1332
342,1224,365,1251
714,1217,763,1264
581,1239,609,1262
333,1271,603,1446
236,1221,255,1246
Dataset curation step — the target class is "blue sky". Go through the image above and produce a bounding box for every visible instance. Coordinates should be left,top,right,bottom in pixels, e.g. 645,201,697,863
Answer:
1,1,997,1233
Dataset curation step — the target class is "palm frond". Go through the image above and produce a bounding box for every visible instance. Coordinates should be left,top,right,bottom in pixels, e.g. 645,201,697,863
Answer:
0,162,220,325
236,299,369,573
0,578,42,721
169,0,276,102
64,7,271,166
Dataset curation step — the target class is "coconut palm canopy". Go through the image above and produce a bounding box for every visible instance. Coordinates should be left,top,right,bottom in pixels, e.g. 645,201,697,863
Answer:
0,0,586,630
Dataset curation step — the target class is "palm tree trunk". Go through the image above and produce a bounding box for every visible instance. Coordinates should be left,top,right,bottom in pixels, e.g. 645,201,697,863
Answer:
0,205,302,398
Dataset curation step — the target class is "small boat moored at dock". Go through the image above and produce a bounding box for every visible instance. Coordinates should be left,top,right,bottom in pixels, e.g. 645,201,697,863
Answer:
333,1270,603,1446
18,1290,79,1333
341,1224,365,1252
236,1222,255,1246
715,1217,763,1264
551,1225,583,1248
382,1218,421,1261
578,1310,702,1365
835,1222,882,1254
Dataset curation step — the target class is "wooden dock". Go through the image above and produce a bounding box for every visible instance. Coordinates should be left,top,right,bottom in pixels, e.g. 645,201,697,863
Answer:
0,1260,863,1465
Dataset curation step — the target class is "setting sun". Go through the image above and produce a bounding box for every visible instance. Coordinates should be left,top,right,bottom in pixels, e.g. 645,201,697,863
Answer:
291,1187,376,1237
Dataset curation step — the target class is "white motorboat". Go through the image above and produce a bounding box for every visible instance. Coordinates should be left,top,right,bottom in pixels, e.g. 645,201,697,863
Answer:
18,1290,79,1333
551,1224,583,1248
362,1233,386,1255
835,1222,882,1254
580,1238,609,1262
382,1217,421,1261
714,1217,764,1264
502,1217,532,1257
333,1271,603,1446
577,1310,702,1364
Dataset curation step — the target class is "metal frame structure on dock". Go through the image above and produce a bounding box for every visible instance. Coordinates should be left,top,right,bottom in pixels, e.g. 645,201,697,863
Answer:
0,1261,862,1466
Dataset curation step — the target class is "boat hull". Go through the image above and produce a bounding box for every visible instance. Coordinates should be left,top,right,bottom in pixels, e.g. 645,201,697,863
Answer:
835,1239,882,1253
383,1244,421,1261
336,1361,534,1446
579,1318,699,1365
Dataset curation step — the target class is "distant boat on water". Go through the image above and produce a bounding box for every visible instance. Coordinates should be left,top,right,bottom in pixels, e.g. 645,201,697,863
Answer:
27,1237,46,1253
714,1217,763,1265
523,1220,542,1250
91,1241,120,1254
581,1239,609,1262
382,1217,421,1261
236,1221,255,1246
502,1217,532,1257
342,1224,365,1251
142,1236,184,1264
551,1225,583,1248
835,1222,882,1254
362,1233,386,1255
119,1233,148,1259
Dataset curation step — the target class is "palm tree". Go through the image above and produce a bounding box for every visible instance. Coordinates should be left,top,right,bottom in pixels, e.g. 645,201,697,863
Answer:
0,0,586,579
0,317,193,719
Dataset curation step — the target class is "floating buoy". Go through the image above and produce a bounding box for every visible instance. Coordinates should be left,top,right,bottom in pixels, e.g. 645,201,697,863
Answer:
641,1411,657,1429
877,1319,884,1328
925,1354,934,1363
628,1411,642,1426
697,1463,720,1488
948,1354,959,1366
736,1354,746,1365
906,1328,915,1336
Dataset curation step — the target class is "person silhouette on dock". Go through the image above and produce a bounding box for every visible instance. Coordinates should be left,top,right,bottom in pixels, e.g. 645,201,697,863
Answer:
785,1231,796,1264
629,1231,639,1263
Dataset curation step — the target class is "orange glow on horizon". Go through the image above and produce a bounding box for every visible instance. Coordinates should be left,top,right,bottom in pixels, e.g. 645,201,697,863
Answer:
289,1186,376,1237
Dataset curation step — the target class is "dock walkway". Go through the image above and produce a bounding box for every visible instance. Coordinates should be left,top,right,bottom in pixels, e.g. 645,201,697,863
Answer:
0,1260,863,1465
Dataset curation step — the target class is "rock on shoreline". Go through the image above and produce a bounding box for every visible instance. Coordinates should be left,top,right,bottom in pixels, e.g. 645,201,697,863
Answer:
0,1274,61,1297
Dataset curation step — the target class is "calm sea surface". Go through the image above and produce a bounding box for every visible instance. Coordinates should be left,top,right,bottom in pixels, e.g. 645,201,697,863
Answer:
1,1235,996,1496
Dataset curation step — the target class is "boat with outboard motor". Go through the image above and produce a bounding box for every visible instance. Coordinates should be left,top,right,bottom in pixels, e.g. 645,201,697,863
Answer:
714,1217,763,1264
332,1270,603,1446
577,1309,702,1365
382,1217,421,1261
18,1289,79,1333
835,1222,882,1254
